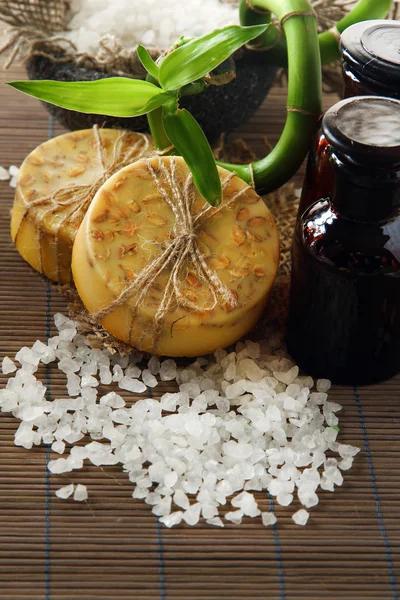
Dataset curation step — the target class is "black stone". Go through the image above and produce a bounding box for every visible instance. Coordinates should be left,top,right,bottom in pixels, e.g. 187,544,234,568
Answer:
27,49,277,142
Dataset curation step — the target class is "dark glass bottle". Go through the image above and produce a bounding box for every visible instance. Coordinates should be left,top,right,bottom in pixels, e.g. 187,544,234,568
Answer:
298,20,400,218
286,96,400,385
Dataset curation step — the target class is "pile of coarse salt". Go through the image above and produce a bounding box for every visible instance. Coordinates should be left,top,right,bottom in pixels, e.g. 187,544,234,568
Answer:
0,313,360,528
65,0,238,54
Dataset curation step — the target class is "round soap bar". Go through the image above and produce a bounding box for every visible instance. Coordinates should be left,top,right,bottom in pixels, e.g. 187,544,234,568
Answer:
11,128,154,284
72,156,280,357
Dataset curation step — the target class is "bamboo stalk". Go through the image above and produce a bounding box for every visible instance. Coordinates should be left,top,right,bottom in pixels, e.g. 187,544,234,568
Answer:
218,0,322,193
241,0,394,65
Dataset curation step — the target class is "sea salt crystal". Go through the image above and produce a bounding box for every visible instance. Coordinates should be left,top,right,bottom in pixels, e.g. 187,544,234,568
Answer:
274,366,299,385
100,392,125,409
292,509,309,526
67,372,81,397
112,365,124,382
74,484,88,502
174,490,190,510
2,356,16,374
0,166,10,180
261,512,277,527
225,510,243,524
125,364,141,379
206,517,224,527
183,503,202,526
142,369,158,388
119,377,146,394
316,379,331,393
160,511,183,528
52,440,66,454
14,422,34,449
148,356,161,375
81,374,98,388
99,365,112,385
56,484,75,499
231,492,260,517
160,359,177,381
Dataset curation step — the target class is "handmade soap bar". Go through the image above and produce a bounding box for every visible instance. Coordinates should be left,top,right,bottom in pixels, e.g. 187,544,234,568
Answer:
11,127,153,284
72,156,280,356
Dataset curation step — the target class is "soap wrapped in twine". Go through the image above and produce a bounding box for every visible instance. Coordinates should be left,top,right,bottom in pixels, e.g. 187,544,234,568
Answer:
14,126,151,281
91,157,254,350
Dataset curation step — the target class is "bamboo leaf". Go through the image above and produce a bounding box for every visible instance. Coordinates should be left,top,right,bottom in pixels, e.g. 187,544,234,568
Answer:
159,24,268,90
8,78,173,117
162,107,222,206
137,45,159,80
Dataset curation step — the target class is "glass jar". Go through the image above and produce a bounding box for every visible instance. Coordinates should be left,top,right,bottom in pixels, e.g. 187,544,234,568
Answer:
286,96,400,385
298,20,400,218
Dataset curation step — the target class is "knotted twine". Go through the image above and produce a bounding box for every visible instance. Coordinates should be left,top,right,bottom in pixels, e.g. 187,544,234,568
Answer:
91,156,254,349
14,126,152,281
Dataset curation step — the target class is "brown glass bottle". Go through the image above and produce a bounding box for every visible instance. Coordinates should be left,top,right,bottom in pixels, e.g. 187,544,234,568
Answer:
298,20,400,218
286,96,400,385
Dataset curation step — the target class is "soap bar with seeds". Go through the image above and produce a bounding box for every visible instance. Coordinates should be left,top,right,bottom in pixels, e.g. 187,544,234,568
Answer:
72,156,279,357
11,128,153,284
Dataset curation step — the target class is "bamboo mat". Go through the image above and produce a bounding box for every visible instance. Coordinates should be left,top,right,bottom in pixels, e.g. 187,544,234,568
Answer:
0,65,399,600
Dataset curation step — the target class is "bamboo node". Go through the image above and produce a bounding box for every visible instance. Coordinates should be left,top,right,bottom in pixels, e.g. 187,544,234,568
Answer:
287,105,320,117
245,24,282,51
245,0,270,15
328,25,341,43
280,10,317,26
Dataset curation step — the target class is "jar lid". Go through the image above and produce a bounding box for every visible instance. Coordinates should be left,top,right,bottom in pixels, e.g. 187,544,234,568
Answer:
340,20,400,89
322,96,400,167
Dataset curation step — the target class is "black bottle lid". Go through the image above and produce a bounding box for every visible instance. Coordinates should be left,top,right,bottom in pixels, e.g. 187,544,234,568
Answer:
340,20,400,90
322,96,400,168
322,96,400,220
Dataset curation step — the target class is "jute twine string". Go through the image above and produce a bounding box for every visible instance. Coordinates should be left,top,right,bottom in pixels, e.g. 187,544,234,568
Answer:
92,156,254,348
14,126,151,281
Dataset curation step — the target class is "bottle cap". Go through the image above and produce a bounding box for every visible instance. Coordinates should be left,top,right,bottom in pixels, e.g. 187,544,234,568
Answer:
322,96,400,168
340,20,400,92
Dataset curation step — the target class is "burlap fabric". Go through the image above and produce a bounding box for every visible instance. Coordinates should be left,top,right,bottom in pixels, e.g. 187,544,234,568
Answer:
0,0,374,93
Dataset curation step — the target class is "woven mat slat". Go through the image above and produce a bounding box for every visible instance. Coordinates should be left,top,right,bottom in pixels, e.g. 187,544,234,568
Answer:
0,65,399,600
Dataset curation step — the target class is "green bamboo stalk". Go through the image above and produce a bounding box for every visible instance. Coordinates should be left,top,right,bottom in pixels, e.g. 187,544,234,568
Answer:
147,106,171,149
218,0,322,193
240,0,393,66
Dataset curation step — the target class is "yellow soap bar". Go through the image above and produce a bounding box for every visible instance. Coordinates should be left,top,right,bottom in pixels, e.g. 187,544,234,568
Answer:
72,156,280,357
11,128,154,284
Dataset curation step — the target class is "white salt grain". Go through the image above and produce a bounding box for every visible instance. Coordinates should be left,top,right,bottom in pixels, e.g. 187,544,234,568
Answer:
52,440,66,454
316,379,331,393
292,509,309,526
225,510,243,524
261,512,277,527
206,517,224,527
142,369,158,388
160,511,183,528
56,484,75,499
2,356,16,374
0,166,10,180
74,484,88,502
119,377,146,394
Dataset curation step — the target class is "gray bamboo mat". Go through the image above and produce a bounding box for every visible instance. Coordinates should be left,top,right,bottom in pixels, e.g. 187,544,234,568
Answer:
0,66,399,600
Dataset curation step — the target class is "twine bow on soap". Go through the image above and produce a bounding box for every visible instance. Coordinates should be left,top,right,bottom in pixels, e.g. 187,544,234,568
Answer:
14,125,151,281
92,157,253,347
